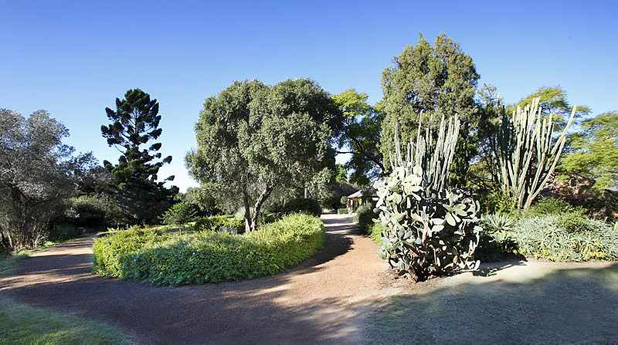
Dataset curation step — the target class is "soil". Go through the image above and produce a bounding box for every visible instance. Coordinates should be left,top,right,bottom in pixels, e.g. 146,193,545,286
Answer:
0,214,392,344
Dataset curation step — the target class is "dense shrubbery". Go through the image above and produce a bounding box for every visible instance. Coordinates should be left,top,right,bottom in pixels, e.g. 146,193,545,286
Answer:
280,198,322,217
508,215,617,261
162,202,198,225
193,215,243,234
368,223,383,245
355,204,376,235
93,214,325,285
478,198,618,262
337,208,349,214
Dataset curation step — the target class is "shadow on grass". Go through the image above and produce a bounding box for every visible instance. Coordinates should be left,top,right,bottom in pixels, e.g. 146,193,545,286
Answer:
367,263,618,344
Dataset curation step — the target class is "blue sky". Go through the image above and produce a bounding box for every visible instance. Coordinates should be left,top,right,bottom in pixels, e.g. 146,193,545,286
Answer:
2,0,616,191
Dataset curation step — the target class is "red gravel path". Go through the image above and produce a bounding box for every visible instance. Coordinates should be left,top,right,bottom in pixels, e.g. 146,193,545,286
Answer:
0,214,390,344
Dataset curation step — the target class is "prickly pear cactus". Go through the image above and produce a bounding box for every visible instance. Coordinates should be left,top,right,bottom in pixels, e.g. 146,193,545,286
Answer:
374,163,482,281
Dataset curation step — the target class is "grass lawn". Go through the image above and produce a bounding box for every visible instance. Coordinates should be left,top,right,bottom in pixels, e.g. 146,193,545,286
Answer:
366,262,618,344
0,254,28,275
0,297,132,345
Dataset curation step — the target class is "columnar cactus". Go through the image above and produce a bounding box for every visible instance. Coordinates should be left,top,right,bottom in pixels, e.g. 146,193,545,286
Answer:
495,98,577,209
375,115,482,281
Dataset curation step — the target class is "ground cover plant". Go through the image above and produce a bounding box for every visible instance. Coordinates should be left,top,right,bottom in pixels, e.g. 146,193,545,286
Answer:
93,214,325,285
0,297,132,345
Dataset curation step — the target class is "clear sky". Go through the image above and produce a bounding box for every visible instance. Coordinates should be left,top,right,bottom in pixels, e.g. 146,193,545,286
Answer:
2,0,616,191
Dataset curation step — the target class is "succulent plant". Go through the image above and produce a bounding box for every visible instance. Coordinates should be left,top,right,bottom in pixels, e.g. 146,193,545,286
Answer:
482,213,515,233
374,116,482,281
494,98,577,210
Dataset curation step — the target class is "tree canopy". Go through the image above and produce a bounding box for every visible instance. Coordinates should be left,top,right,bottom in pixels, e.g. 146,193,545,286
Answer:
0,109,78,251
333,89,384,186
187,79,342,232
380,34,480,184
101,89,177,224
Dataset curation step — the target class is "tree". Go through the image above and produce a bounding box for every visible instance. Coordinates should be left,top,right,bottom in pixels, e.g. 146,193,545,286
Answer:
186,79,342,232
380,34,481,185
557,111,618,212
101,89,177,225
0,109,76,252
333,89,384,186
513,86,591,126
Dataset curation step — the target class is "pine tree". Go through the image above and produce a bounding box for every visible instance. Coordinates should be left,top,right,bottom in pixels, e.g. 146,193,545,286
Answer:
101,89,177,224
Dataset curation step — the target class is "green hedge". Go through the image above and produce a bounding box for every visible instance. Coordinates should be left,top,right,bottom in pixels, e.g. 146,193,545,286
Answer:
337,208,348,214
93,214,325,285
355,204,375,235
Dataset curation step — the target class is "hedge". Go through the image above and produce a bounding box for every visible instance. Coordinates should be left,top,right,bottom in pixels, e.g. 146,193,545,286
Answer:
93,214,325,285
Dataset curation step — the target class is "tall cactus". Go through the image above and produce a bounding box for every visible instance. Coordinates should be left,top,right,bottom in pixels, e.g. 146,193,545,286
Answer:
375,114,481,281
495,98,576,209
392,115,460,191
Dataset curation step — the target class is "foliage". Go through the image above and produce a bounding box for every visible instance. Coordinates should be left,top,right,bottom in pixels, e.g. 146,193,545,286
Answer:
101,89,177,225
333,89,384,184
93,214,325,285
524,197,585,217
355,204,376,235
0,296,131,345
193,215,243,234
557,111,618,214
280,198,322,217
162,202,198,226
0,109,84,253
507,215,617,261
369,222,383,245
187,79,341,232
380,34,481,184
180,187,221,217
482,213,515,233
375,117,482,280
337,208,349,214
493,97,576,209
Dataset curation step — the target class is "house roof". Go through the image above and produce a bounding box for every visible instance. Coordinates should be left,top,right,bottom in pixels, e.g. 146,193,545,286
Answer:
347,190,363,198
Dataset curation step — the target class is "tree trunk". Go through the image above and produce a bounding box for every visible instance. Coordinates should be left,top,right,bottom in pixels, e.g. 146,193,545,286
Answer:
242,191,252,234
249,186,273,232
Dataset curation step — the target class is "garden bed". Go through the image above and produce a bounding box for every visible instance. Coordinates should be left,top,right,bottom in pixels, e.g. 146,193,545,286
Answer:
93,214,325,285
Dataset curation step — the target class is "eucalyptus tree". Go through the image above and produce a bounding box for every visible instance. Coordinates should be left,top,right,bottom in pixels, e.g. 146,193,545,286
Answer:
187,79,342,232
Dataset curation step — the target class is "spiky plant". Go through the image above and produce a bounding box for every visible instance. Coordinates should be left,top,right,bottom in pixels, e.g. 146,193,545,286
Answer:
495,98,577,210
375,115,482,281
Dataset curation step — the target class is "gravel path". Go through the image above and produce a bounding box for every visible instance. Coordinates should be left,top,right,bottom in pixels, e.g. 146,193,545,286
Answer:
0,214,391,344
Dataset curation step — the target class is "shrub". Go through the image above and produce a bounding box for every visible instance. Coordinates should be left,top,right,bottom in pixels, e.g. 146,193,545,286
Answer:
482,213,515,233
337,208,348,214
193,215,243,234
280,198,322,217
369,222,383,245
525,197,584,217
93,214,325,285
355,204,376,235
506,215,617,261
162,202,198,225
375,165,482,281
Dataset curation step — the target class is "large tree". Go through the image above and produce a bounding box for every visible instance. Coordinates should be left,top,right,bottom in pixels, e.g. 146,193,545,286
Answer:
101,89,177,225
186,79,342,232
380,34,480,185
333,89,384,186
0,109,76,252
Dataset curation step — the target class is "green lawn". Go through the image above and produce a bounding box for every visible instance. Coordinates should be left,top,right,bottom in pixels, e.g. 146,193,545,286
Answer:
0,297,132,345
0,254,28,275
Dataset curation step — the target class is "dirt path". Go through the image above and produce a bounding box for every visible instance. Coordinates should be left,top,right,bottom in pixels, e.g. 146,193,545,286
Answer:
0,214,391,344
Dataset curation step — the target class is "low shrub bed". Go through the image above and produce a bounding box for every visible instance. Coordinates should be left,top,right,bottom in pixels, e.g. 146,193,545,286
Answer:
478,210,618,262
93,214,325,285
355,204,375,235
